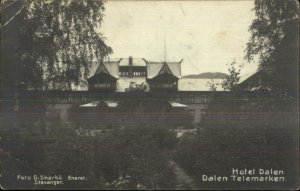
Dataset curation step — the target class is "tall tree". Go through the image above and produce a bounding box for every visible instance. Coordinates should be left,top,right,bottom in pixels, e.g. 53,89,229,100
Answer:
245,0,299,97
8,0,112,90
1,0,112,129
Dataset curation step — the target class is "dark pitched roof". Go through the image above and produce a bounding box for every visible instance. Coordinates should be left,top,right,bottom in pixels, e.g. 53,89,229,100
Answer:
89,61,119,79
146,60,182,79
95,63,110,75
88,58,182,80
158,62,173,76
238,69,263,85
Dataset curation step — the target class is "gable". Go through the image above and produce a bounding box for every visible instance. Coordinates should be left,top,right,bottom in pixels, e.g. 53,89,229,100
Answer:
89,61,119,79
158,63,173,76
89,72,117,82
167,62,181,78
146,62,163,79
146,60,182,79
103,62,119,78
151,72,179,82
95,63,110,75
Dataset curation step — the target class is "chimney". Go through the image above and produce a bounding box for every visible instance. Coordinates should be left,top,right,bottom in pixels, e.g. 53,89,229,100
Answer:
129,56,133,65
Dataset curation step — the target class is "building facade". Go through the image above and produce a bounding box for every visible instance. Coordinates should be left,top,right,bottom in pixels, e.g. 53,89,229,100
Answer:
13,59,271,127
43,57,219,126
16,57,239,126
88,57,182,92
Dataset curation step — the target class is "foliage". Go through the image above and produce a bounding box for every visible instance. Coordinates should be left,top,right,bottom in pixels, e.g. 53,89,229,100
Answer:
1,123,177,190
221,60,243,91
174,98,298,189
206,79,218,91
246,0,299,96
125,82,148,93
16,93,48,126
13,0,112,90
96,125,177,189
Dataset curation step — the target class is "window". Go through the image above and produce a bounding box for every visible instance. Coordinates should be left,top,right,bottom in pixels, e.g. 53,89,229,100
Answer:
128,70,133,78
200,96,206,103
175,96,181,102
162,84,170,88
95,83,111,88
82,96,87,103
68,96,73,103
202,96,207,103
120,71,129,76
160,83,174,88
188,96,194,103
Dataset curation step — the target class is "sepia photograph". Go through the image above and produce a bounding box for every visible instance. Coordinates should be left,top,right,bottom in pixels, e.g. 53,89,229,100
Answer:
1,0,299,190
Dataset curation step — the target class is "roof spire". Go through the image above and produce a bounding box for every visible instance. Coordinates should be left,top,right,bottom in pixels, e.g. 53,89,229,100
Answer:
164,31,167,62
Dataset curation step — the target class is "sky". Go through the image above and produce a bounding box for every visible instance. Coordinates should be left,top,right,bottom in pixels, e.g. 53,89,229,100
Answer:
99,0,259,76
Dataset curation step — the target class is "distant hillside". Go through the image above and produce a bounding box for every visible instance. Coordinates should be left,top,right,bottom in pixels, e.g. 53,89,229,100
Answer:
182,72,227,79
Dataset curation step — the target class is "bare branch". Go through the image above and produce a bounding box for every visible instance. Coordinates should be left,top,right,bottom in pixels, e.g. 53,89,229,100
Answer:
0,4,25,30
